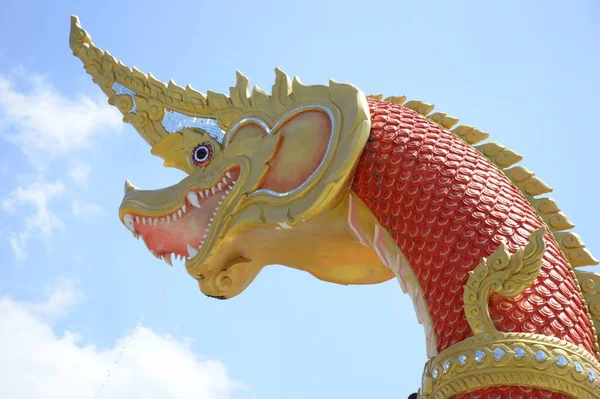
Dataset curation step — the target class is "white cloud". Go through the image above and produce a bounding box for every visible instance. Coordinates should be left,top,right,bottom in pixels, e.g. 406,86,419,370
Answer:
0,281,244,399
69,161,92,186
72,199,104,219
0,69,122,167
0,68,123,260
1,180,66,260
27,278,84,322
8,233,27,261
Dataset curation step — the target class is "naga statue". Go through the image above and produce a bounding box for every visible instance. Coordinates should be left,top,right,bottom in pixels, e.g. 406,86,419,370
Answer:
70,15,600,399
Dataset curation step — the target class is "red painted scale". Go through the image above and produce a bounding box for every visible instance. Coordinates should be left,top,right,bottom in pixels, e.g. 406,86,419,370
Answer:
351,99,596,399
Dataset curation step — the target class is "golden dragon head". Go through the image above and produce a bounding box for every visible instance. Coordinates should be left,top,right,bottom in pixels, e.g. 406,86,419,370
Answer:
69,16,392,299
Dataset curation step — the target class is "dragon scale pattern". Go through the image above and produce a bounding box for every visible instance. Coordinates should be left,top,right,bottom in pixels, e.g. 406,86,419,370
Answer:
351,99,596,398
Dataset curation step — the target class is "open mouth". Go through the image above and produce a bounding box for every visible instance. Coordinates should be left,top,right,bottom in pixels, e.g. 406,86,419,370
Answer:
121,167,240,266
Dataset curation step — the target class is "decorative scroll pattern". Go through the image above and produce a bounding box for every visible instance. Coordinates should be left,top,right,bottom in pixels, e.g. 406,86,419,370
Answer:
422,332,600,399
463,227,546,335
112,83,137,113
417,228,600,398
577,270,600,345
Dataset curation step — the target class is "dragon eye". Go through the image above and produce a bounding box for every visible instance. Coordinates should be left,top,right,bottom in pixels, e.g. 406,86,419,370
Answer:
192,142,214,167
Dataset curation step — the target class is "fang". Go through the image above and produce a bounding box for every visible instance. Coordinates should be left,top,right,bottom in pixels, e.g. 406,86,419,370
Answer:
123,214,135,232
187,244,199,258
187,191,201,208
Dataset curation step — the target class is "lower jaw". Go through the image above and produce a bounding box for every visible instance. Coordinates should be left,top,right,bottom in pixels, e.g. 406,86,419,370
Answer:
139,212,223,266
122,166,241,260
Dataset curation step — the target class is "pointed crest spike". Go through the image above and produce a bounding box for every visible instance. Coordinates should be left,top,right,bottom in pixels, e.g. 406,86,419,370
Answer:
274,67,290,81
235,71,249,91
69,15,92,51
124,179,138,195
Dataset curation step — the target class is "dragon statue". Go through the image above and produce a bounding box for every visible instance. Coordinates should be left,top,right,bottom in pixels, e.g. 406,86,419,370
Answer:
70,15,600,399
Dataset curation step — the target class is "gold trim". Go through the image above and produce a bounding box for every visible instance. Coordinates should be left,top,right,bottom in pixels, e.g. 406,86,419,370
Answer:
69,16,369,177
464,227,546,335
421,332,600,399
419,228,600,398
577,270,600,346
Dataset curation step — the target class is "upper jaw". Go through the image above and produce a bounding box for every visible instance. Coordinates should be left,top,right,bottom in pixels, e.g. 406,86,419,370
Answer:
118,166,241,265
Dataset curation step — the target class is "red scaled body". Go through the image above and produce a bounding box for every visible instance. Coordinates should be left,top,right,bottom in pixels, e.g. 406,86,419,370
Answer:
351,99,597,398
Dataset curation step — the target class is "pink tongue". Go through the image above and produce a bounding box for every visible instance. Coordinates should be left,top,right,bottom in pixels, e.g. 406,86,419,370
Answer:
134,193,221,256
139,207,205,256
130,166,240,258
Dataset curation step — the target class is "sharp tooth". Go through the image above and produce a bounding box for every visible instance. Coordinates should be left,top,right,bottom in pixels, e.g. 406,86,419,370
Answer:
226,171,232,179
153,218,159,226
135,216,140,223
225,189,231,194
199,190,205,199
142,217,147,225
123,214,136,232
222,177,229,185
217,182,223,191
202,189,208,197
187,192,201,208
187,244,199,258
160,217,166,224
211,186,216,195
182,204,187,213
162,254,173,266
209,217,214,223
203,233,208,238
172,214,177,221
167,215,172,223
177,209,183,217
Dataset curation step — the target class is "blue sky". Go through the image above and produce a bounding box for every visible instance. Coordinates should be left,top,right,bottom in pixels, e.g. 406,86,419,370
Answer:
0,1,599,398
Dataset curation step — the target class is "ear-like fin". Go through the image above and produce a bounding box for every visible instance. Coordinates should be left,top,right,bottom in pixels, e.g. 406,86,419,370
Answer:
260,110,332,193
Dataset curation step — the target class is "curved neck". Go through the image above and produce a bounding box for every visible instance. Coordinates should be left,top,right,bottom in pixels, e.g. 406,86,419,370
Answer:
348,98,598,398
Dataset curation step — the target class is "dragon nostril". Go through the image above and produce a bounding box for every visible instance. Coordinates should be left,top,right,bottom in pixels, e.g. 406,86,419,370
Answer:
205,294,227,300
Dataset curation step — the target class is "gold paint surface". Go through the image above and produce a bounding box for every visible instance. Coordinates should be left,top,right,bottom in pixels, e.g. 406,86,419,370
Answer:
421,332,600,399
463,227,546,335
